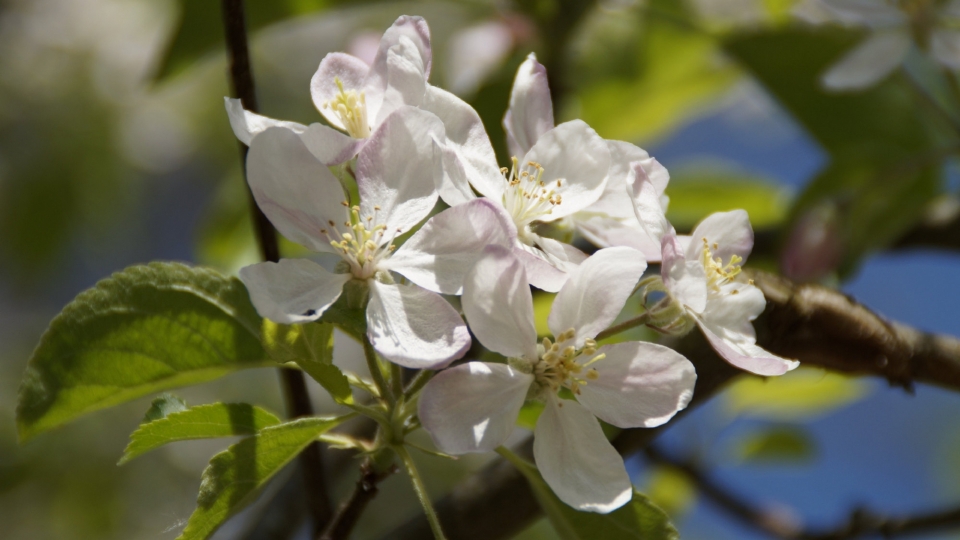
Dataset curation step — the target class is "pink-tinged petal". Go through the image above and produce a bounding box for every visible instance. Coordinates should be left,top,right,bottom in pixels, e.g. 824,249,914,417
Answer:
310,52,371,131
548,247,647,345
422,85,503,201
686,210,755,264
298,123,364,165
577,342,696,428
932,29,960,70
374,37,428,126
525,235,588,292
629,159,672,244
366,15,432,114
366,281,470,369
574,215,662,261
534,396,632,513
697,319,799,376
821,31,910,91
434,137,479,206
523,120,610,220
463,246,538,359
504,53,554,157
357,107,443,236
419,362,533,454
603,141,651,213
247,127,349,253
387,199,517,295
239,259,349,324
224,98,308,146
662,234,707,314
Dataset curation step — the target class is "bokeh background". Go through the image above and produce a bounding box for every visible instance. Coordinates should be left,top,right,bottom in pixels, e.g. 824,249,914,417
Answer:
2,0,960,539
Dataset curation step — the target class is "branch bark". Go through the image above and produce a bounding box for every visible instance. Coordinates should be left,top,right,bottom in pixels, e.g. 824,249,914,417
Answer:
383,269,960,540
220,0,332,533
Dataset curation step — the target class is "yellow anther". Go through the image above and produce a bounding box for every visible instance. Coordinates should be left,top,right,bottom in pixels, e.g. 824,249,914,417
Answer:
586,369,599,380
342,233,353,242
340,200,349,207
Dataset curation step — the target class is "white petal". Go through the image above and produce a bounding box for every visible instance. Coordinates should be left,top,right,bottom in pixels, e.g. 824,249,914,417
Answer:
577,342,696,428
574,215,663,261
534,396,632,513
697,319,799,376
224,98,308,146
686,210,755,263
818,0,908,27
629,159,672,243
821,31,910,91
375,37,428,126
247,127,349,253
357,107,443,236
434,136,480,206
366,281,470,369
602,141,651,216
422,85,503,201
366,15,432,115
238,259,349,324
298,123,364,165
932,29,960,70
527,235,588,292
504,53,554,157
701,280,767,342
523,121,611,220
662,234,707,314
463,246,538,359
548,247,646,345
310,53,371,132
446,21,514,96
419,362,533,454
387,199,517,294
512,243,573,293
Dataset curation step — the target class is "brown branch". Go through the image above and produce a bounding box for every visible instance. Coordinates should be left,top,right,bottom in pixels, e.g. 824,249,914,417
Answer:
320,458,397,540
384,270,960,540
644,444,960,540
219,0,332,533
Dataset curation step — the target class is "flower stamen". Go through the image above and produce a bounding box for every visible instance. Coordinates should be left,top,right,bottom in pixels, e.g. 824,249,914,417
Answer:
324,77,370,139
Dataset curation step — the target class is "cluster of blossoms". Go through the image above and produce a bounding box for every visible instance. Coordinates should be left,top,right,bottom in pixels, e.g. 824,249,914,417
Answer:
226,16,798,513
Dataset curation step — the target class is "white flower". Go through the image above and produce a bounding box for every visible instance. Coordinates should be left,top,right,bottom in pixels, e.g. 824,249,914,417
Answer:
225,15,494,182
794,0,960,90
238,106,492,369
631,163,800,376
501,53,670,262
419,246,696,512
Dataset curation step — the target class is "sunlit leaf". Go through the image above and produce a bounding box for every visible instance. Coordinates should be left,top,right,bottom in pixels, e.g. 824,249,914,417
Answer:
142,393,188,423
16,263,274,441
666,169,791,231
176,416,343,540
262,320,351,403
645,465,697,517
517,401,545,430
723,367,869,420
120,402,281,465
533,292,556,337
735,424,816,464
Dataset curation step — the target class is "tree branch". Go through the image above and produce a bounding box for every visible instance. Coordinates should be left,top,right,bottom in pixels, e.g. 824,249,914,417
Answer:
644,444,960,540
220,0,332,533
320,458,397,540
384,270,960,540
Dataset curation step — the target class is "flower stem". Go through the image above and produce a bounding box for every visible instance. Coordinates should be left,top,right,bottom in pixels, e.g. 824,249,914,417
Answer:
595,312,652,342
403,369,434,401
495,445,535,470
395,445,448,540
362,336,393,406
391,363,405,403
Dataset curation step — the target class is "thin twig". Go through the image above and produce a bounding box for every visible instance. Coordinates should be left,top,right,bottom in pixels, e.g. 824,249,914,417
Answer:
219,0,332,533
595,312,651,341
320,458,398,540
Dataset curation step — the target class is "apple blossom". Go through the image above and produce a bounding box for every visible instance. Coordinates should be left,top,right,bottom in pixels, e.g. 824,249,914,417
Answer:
793,0,960,90
630,162,800,376
419,245,696,512
237,106,509,369
501,53,670,262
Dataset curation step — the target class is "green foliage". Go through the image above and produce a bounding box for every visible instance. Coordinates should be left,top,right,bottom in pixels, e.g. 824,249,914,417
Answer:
666,170,790,231
156,0,328,81
120,402,281,465
141,393,188,423
644,466,696,517
16,263,274,441
510,455,679,540
725,29,949,275
262,320,352,403
735,424,816,464
724,367,868,420
517,401,546,430
177,416,343,540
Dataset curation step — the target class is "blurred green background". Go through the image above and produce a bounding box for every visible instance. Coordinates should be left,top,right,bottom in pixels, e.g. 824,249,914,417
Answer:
2,0,960,538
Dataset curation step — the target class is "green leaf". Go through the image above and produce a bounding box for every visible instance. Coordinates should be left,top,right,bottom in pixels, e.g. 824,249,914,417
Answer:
156,0,328,81
262,317,351,403
142,393,188,423
723,367,868,420
507,454,679,540
645,466,696,517
120,402,281,465
735,424,816,464
666,169,790,231
17,262,273,441
177,416,343,540
517,401,545,430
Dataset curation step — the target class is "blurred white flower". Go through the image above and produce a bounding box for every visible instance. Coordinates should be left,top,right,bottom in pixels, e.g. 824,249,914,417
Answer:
445,20,514,96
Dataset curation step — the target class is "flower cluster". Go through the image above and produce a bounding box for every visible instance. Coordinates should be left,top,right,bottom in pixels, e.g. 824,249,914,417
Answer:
226,15,798,514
